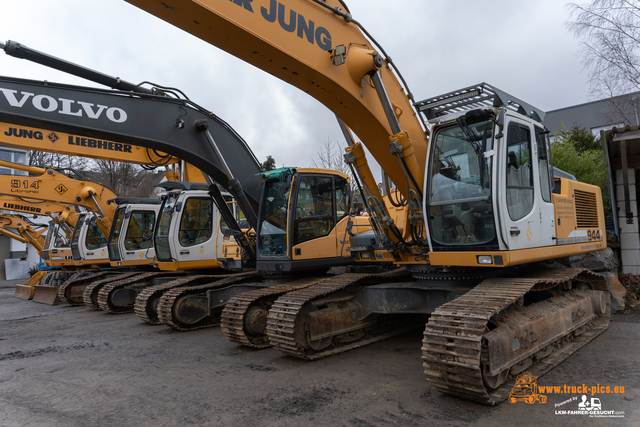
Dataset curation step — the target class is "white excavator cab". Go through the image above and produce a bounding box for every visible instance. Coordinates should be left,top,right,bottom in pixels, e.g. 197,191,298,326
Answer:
69,213,110,265
153,182,226,271
107,198,162,267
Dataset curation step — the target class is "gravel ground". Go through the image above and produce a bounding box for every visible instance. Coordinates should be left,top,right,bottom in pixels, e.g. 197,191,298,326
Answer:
0,279,638,427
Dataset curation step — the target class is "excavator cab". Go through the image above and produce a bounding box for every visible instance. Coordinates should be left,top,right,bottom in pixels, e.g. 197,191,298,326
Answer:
153,182,225,271
256,168,354,272
107,198,161,267
42,221,75,267
419,84,605,267
29,220,76,304
70,213,109,266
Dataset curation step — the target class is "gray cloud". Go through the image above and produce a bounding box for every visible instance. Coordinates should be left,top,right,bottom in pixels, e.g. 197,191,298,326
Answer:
0,0,589,174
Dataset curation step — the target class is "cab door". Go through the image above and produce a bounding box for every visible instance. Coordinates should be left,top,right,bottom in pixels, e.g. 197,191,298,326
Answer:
171,193,222,263
119,205,158,262
534,126,556,247
71,214,108,262
499,118,548,250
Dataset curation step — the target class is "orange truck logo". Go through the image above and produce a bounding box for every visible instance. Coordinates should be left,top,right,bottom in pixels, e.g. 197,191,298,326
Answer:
509,372,547,404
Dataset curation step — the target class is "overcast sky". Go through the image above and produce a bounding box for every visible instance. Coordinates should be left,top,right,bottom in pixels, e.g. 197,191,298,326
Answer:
0,0,591,172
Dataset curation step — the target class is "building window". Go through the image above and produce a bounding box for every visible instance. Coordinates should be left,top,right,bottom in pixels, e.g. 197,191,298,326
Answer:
0,149,28,176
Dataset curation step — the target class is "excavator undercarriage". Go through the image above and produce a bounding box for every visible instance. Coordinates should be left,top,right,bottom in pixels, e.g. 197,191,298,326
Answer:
422,268,610,404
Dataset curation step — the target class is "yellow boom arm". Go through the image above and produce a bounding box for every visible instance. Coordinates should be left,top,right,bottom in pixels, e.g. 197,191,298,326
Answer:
0,159,117,235
125,0,427,197
0,214,47,255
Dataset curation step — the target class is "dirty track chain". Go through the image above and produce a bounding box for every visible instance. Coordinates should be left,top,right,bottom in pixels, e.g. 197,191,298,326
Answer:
97,272,185,314
157,271,262,331
421,268,610,405
221,277,323,348
82,272,145,310
266,269,414,360
58,271,109,305
134,275,221,324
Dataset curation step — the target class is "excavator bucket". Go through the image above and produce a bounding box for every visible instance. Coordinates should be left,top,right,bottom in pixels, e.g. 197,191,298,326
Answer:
14,270,47,300
32,284,60,305
32,271,68,305
13,284,35,300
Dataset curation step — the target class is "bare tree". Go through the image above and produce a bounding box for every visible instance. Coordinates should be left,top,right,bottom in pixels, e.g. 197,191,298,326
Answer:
28,150,88,171
92,160,161,198
28,151,161,197
567,0,640,108
311,138,364,202
311,139,352,177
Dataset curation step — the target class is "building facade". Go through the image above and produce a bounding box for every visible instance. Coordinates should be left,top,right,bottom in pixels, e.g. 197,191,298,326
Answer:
0,147,31,280
545,92,640,275
545,92,640,137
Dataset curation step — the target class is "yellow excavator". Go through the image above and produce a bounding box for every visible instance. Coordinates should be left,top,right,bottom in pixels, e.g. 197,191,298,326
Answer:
0,101,220,308
0,41,390,330
0,195,81,300
0,159,119,302
2,16,610,402
113,0,612,405
0,158,183,304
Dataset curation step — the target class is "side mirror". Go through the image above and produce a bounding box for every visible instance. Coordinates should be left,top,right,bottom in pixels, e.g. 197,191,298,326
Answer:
495,109,506,138
344,184,352,209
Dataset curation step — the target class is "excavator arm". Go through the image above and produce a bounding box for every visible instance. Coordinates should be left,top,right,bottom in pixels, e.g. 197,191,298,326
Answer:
0,193,80,241
0,75,262,223
124,0,428,195
122,0,429,253
0,213,47,255
0,159,117,235
0,194,75,218
1,40,262,221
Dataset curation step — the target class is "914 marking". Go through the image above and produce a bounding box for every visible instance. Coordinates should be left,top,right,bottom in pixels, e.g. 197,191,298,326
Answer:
11,179,39,190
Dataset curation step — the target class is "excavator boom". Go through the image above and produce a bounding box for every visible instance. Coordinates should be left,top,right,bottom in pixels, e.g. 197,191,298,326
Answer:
124,0,428,199
0,194,72,218
0,213,48,300
0,75,263,221
0,158,117,236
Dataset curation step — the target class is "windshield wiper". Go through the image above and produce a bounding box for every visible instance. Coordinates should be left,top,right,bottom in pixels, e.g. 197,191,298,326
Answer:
456,116,482,157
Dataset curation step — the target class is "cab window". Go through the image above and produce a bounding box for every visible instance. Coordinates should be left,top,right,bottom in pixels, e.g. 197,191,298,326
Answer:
293,176,334,245
124,211,156,250
535,127,552,203
85,216,108,250
179,198,212,247
506,123,534,220
335,177,350,221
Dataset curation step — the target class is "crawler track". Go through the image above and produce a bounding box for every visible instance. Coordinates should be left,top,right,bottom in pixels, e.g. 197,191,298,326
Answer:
97,271,187,314
266,269,414,360
221,277,323,348
134,275,223,324
82,272,147,310
157,271,262,331
421,268,610,405
58,271,109,305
